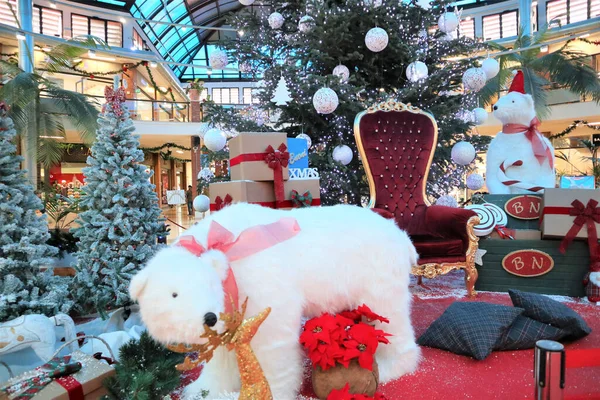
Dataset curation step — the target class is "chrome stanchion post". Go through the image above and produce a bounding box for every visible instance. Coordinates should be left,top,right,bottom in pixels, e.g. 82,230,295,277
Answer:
534,340,565,400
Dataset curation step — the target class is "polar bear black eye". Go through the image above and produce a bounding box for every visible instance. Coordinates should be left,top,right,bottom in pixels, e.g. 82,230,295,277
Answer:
204,312,218,327
172,292,178,298
512,100,515,103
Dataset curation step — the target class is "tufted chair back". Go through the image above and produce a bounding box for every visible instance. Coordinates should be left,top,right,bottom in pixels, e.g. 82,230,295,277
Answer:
354,101,438,233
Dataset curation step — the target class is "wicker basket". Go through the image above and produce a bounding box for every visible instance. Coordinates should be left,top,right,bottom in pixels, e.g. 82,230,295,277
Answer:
312,359,379,399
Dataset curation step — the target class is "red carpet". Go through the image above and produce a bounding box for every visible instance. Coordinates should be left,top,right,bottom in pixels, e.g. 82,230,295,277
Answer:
177,271,600,399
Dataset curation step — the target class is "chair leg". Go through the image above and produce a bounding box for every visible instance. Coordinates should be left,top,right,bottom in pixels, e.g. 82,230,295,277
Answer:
465,264,478,297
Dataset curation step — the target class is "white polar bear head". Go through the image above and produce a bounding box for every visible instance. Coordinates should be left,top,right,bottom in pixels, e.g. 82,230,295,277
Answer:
492,91,536,126
129,246,229,345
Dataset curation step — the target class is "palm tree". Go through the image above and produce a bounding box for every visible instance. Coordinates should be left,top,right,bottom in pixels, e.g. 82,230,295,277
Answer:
0,38,102,185
478,22,600,119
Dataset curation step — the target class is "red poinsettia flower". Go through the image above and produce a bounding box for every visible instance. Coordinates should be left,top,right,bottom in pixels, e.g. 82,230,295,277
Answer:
373,328,393,345
300,314,337,352
313,340,345,370
356,304,390,324
343,324,380,370
332,314,355,341
339,309,362,322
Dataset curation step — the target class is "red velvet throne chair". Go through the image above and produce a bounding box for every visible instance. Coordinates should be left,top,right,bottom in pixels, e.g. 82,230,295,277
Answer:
354,100,480,296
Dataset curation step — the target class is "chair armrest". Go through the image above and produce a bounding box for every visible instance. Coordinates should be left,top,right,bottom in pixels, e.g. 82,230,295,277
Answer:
371,207,395,220
424,206,478,240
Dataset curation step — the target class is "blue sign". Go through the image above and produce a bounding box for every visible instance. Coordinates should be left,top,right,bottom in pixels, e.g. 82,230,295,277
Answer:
287,138,309,169
560,176,595,189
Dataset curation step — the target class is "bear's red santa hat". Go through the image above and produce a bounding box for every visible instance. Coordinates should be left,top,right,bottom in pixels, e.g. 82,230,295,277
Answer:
509,70,525,94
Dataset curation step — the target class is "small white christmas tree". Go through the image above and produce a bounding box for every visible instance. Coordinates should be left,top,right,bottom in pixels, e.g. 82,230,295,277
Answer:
271,76,292,106
0,103,72,321
71,86,167,315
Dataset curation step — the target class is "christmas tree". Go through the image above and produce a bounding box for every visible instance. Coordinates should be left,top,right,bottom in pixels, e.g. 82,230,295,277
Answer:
71,86,167,315
204,0,490,204
271,76,293,106
0,103,72,321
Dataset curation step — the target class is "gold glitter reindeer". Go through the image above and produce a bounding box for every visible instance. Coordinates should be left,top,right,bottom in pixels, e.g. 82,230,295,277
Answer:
167,298,273,400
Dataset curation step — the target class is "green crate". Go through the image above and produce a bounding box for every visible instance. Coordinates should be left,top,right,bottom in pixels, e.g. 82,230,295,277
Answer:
482,194,542,230
476,239,589,297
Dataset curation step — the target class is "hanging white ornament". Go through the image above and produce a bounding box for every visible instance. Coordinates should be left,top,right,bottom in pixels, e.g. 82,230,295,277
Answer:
436,195,458,208
193,195,210,213
466,173,485,191
481,57,500,80
296,133,312,149
406,61,429,82
204,128,227,152
268,12,284,29
415,0,432,9
462,67,487,92
333,145,353,165
198,122,212,139
472,108,488,125
313,87,339,114
298,16,315,33
238,0,254,5
365,27,388,52
333,64,350,83
198,167,214,181
451,141,476,166
438,12,459,33
271,76,293,106
209,49,228,70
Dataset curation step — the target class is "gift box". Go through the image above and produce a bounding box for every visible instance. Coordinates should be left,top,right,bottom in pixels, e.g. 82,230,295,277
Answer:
278,179,321,209
541,188,600,240
209,180,276,211
1,352,114,400
228,132,290,182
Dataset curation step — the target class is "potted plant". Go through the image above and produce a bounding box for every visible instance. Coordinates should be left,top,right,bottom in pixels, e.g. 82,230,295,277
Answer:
300,305,391,399
186,79,205,98
43,190,81,267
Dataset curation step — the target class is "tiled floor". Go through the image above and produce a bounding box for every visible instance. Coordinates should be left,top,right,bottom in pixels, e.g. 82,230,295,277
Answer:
160,205,207,243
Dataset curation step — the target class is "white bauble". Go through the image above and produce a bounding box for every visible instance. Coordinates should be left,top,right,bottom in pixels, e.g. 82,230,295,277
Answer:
197,167,214,181
406,61,429,82
268,12,284,29
462,67,487,92
238,0,254,5
193,195,210,213
313,87,339,114
296,133,312,149
204,128,227,152
451,141,476,166
333,64,350,83
438,12,459,33
198,122,212,139
472,108,488,125
466,173,485,191
481,57,500,80
298,16,315,33
415,0,432,9
209,49,228,69
333,145,353,165
365,27,389,52
436,195,458,208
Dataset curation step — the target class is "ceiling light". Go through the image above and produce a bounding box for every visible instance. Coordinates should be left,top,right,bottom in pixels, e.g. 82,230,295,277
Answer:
119,17,126,23
465,16,472,21
589,122,600,126
150,61,157,68
159,86,167,91
176,150,184,154
88,50,96,58
16,32,26,40
540,45,549,52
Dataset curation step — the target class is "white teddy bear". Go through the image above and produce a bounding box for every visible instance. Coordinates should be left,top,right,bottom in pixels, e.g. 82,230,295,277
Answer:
130,203,420,399
485,71,556,194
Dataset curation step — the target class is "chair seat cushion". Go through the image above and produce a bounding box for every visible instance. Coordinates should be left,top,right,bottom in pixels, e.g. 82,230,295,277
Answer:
412,235,464,258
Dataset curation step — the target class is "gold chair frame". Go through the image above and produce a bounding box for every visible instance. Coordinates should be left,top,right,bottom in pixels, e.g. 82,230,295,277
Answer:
353,99,480,297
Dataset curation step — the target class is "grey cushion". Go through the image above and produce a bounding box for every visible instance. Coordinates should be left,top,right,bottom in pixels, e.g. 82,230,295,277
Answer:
508,289,591,341
417,302,523,360
496,315,567,351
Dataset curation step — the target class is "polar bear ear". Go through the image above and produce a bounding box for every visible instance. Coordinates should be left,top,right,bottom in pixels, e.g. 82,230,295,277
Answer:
524,94,534,108
206,250,230,281
129,267,150,301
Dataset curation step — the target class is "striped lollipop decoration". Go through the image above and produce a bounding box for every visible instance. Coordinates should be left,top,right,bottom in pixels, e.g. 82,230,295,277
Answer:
465,204,496,236
483,203,508,227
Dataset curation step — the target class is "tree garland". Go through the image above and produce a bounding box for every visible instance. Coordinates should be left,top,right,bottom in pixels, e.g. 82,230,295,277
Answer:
67,60,145,80
141,62,185,108
140,142,191,152
549,120,600,139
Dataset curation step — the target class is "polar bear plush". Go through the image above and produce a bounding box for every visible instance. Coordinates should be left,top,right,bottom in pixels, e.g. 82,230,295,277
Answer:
485,71,556,194
129,203,420,399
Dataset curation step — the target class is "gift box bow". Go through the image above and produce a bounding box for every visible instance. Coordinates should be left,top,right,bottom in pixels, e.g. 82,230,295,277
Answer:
290,190,313,208
214,194,233,211
558,199,600,273
264,144,289,203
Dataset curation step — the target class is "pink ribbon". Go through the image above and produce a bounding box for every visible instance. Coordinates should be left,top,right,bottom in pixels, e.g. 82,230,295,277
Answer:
502,117,554,169
176,218,300,314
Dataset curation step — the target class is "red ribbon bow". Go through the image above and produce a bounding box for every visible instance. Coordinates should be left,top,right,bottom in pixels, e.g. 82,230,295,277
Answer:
176,218,300,314
104,86,126,104
264,143,290,204
559,199,600,271
502,117,554,169
214,194,233,211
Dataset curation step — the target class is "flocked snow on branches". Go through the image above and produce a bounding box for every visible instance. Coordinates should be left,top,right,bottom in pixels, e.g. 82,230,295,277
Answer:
0,103,72,321
71,86,167,315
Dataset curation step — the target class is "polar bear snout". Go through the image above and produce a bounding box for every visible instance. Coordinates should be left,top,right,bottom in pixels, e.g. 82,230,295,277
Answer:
204,312,218,327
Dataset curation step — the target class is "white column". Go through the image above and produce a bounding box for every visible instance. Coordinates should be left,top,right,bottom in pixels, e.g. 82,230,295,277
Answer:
519,0,533,37
18,0,37,185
